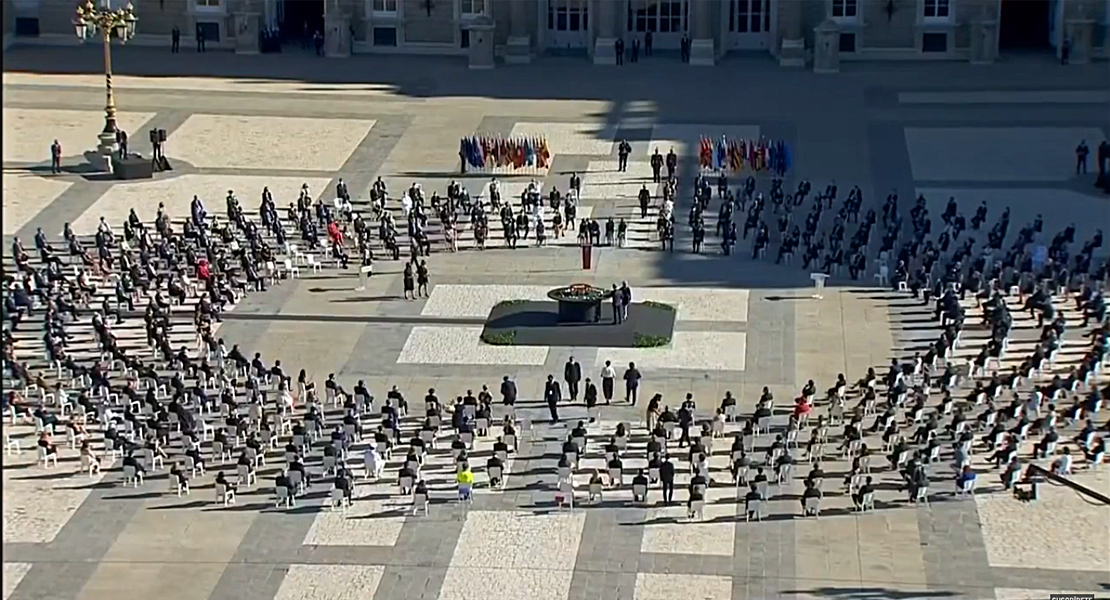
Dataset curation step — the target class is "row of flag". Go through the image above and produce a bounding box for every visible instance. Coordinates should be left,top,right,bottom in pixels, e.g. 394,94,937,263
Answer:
698,136,791,175
460,136,551,170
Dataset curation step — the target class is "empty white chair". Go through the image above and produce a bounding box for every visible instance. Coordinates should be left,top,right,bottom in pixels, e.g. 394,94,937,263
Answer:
557,480,575,510
237,463,256,487
283,258,300,278
4,433,21,455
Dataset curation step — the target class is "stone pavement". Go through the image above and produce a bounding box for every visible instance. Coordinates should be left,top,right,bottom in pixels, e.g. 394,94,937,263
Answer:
3,47,1110,600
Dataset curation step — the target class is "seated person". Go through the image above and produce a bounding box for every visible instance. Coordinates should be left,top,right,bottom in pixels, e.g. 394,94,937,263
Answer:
275,470,292,496
414,479,429,498
215,470,237,494
36,432,58,456
486,455,504,487
1051,447,1074,475
744,483,764,516
631,469,649,496
852,475,875,508
800,479,822,512
122,451,146,476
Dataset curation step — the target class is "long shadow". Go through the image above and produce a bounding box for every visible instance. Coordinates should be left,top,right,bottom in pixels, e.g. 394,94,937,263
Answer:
779,588,958,600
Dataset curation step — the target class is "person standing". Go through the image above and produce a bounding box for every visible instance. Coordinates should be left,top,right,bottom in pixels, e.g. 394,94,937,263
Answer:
645,31,653,56
196,24,206,52
600,360,616,404
50,139,62,174
500,375,517,406
619,281,632,322
1077,140,1090,175
623,361,641,405
615,38,625,65
171,26,180,53
617,140,632,172
665,148,678,180
639,185,651,218
564,357,582,402
660,456,675,504
416,260,430,297
544,374,562,423
650,149,664,183
402,263,416,300
611,284,624,324
630,38,639,63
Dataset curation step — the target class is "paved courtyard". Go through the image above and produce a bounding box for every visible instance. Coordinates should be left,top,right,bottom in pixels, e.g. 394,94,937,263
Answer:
3,47,1110,600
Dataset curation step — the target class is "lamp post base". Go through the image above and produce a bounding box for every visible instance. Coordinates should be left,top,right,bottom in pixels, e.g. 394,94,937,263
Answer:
94,130,119,173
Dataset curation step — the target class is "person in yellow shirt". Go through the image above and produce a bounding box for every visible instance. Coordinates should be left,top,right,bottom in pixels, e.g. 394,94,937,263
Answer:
457,464,474,501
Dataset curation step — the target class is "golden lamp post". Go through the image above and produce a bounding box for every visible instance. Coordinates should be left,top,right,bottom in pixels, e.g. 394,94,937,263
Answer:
73,0,137,159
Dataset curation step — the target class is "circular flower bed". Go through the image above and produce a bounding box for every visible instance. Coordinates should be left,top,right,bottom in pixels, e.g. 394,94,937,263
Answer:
547,283,609,304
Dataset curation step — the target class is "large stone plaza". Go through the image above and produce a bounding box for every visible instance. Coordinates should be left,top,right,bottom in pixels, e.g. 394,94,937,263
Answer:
3,46,1110,600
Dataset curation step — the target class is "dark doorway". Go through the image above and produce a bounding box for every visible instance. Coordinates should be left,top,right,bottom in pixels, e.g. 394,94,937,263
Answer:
280,0,325,47
999,0,1051,50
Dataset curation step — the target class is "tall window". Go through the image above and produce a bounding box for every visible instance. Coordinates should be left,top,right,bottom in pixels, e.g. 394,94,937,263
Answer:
460,0,484,16
627,0,685,34
831,0,858,18
373,0,397,13
196,0,220,8
923,0,950,18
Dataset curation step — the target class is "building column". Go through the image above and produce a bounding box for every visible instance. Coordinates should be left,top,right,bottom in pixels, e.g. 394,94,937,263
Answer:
968,0,998,64
505,0,532,63
324,0,352,56
1064,0,1095,63
233,0,262,53
690,0,715,65
593,0,616,64
777,0,804,66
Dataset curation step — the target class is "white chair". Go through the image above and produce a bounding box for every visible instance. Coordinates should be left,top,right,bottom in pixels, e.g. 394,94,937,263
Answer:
237,464,256,487
632,482,648,504
608,467,623,487
275,485,294,508
858,492,875,512
80,454,101,476
4,433,21,455
588,481,603,503
215,482,236,505
283,258,300,279
141,447,164,471
756,416,772,435
913,486,930,505
804,496,821,517
688,498,705,520
504,433,518,451
212,441,230,464
176,479,191,497
413,492,430,515
287,469,305,495
323,455,338,476
557,480,575,510
558,464,572,482
460,431,475,449
745,499,763,521
488,465,504,488
38,447,58,468
122,464,143,487
955,477,976,497
399,474,415,495
184,455,204,478
330,488,350,510
305,254,322,273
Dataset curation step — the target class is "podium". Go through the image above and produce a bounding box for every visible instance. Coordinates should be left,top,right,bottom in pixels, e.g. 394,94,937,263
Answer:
581,241,593,270
810,273,829,299
112,155,154,180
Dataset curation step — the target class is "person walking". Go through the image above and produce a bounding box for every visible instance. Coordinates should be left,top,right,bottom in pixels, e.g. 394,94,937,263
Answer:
564,357,582,402
600,360,616,404
544,375,562,423
171,25,180,53
623,361,641,405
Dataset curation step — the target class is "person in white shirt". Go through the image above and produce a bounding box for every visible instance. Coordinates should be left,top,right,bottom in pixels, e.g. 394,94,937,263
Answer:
401,193,413,218
600,361,616,405
364,446,383,480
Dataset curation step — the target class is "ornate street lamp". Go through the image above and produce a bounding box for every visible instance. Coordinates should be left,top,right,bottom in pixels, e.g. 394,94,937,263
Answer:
74,0,137,158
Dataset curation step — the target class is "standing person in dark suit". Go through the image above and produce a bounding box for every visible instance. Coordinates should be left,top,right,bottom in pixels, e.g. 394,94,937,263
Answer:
196,25,206,52
660,457,676,504
544,374,562,423
171,26,180,53
564,357,582,402
644,30,653,55
500,375,517,406
614,37,625,65
50,140,62,174
116,130,128,158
